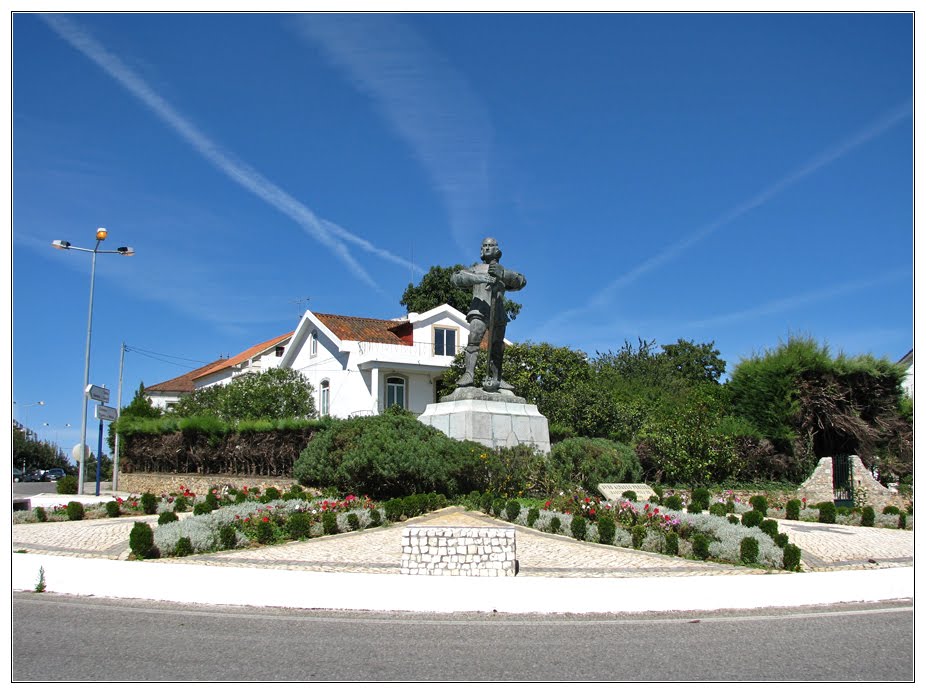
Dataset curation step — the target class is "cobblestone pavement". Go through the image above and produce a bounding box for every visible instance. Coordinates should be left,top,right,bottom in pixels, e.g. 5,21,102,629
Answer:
12,507,914,577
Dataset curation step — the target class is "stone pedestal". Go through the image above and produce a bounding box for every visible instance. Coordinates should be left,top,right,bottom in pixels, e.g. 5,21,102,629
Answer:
418,388,550,453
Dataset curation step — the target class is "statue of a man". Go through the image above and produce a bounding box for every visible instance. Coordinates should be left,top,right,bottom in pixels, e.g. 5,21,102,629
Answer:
452,237,526,392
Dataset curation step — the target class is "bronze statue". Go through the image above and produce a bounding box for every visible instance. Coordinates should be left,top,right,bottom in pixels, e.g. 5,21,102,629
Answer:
452,237,526,392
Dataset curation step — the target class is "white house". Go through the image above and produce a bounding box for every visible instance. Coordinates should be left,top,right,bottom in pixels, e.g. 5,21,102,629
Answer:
192,331,294,389
280,304,472,418
898,349,913,398
145,358,227,411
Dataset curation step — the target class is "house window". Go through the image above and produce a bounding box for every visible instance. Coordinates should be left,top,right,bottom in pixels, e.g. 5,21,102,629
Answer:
319,380,330,417
310,330,318,358
275,345,285,357
434,327,457,356
386,376,406,409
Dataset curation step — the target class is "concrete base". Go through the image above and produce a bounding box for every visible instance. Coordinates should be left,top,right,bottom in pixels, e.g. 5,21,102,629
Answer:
418,398,551,453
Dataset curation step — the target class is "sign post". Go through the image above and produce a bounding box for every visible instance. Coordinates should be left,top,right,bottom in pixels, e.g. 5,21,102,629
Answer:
93,401,117,497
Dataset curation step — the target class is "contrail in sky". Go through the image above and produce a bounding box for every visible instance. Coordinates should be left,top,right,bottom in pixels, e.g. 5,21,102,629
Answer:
41,14,423,288
542,101,912,333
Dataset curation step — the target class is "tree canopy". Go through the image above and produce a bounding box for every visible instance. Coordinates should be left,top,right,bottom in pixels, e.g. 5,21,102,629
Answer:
172,368,317,422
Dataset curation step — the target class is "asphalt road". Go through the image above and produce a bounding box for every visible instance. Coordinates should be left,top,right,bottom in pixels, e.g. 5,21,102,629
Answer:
13,593,913,681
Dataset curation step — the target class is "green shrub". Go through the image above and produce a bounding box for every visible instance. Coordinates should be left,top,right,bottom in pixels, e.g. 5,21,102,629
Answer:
220,524,239,549
622,490,638,501
818,502,837,524
368,509,382,527
775,532,790,549
759,518,778,538
193,502,211,516
322,511,338,535
631,524,646,549
898,512,907,529
383,498,404,521
480,492,494,513
256,518,275,544
286,512,312,540
725,499,736,513
597,515,616,544
783,543,802,571
290,484,305,496
785,499,801,520
692,488,711,507
158,511,179,525
727,514,740,525
129,521,158,559
34,507,47,522
174,537,194,557
882,505,901,515
547,437,643,494
526,508,540,528
141,492,159,515
664,495,683,511
687,501,704,514
664,531,679,556
173,496,188,513
709,503,727,516
66,501,84,521
491,498,506,518
549,516,562,534
347,513,361,531
749,495,769,514
741,510,763,528
260,487,282,503
740,536,760,564
56,475,78,494
571,515,587,541
205,492,220,511
504,500,521,523
651,485,664,501
861,506,875,527
105,500,120,518
692,534,711,560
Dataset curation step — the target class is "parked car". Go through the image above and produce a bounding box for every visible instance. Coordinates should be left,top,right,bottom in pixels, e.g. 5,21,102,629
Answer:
13,467,25,482
23,469,46,482
43,468,67,482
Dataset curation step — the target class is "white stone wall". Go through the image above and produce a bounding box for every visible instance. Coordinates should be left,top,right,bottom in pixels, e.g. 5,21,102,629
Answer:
401,527,517,577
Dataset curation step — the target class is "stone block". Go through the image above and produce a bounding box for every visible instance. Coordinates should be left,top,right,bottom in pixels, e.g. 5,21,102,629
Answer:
418,399,550,453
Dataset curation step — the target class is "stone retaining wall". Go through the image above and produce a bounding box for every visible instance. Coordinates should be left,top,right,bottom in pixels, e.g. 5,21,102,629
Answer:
119,473,298,496
401,527,517,577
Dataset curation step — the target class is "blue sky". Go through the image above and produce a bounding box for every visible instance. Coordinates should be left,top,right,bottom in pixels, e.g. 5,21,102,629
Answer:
10,11,915,455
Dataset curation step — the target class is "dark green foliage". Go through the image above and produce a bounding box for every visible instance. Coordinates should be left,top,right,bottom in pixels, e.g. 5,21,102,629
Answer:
664,495,683,511
725,499,736,513
759,518,778,538
631,524,646,549
549,516,562,534
898,512,907,529
173,496,189,512
129,522,158,559
480,493,494,514
783,543,802,571
687,501,704,514
742,510,764,528
383,499,404,522
66,501,84,521
571,515,587,541
526,507,540,527
491,497,506,518
285,512,311,540
749,495,769,514
205,492,220,511
220,524,239,549
775,532,790,549
140,493,158,515
158,511,179,525
785,499,801,520
861,506,876,527
174,537,194,557
193,502,211,516
504,500,521,523
105,500,120,518
664,531,679,556
547,437,643,494
347,513,360,531
597,515,616,544
882,505,901,515
622,490,638,501
256,518,276,544
172,368,317,422
34,507,47,522
56,476,79,494
727,514,740,525
261,487,282,502
692,534,711,560
368,509,382,527
709,503,727,516
818,502,837,524
692,488,711,507
651,485,664,501
740,537,760,564
321,511,338,535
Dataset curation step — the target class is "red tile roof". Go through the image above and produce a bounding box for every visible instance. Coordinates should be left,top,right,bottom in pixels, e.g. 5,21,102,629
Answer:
194,331,295,380
314,313,411,345
145,358,229,394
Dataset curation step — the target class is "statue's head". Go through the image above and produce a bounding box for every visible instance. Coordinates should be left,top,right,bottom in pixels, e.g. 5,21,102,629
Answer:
480,237,502,263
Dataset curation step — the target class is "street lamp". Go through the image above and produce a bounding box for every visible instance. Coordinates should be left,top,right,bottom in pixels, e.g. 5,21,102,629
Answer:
52,228,134,492
13,400,45,433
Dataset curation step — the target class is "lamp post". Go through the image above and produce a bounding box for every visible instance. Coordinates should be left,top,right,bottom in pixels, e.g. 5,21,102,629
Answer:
13,400,45,433
52,229,134,493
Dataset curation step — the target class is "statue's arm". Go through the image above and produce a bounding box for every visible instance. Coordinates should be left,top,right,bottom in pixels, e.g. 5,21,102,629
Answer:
502,268,527,291
452,268,490,288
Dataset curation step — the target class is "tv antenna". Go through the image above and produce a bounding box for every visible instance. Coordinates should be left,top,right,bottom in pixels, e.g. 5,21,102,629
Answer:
291,297,311,318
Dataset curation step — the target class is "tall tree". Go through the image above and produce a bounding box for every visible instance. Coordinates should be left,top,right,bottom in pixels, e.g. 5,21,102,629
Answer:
172,368,317,422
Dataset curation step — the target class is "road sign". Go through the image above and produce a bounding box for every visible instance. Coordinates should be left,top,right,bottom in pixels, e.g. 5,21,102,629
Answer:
95,404,117,421
86,384,111,404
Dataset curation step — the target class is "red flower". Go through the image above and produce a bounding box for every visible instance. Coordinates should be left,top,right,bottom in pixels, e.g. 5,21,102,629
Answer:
584,497,590,504
654,508,660,514
262,517,270,523
544,500,551,509
589,508,596,515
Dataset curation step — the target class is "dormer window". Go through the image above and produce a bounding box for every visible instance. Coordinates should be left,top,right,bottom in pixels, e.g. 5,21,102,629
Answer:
434,327,457,356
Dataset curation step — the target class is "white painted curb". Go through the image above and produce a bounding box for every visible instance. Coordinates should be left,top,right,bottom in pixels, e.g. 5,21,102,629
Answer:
12,553,913,614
